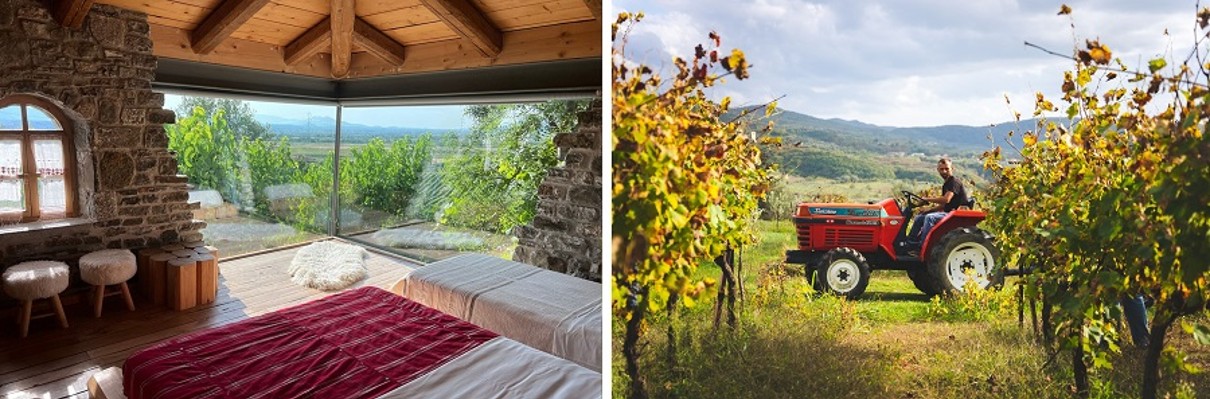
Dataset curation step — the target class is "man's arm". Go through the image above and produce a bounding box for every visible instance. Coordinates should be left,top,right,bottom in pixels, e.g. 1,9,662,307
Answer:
924,192,953,205
925,191,954,205
920,190,955,213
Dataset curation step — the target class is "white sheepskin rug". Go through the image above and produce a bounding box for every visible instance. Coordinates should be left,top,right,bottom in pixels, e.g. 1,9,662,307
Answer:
288,242,369,291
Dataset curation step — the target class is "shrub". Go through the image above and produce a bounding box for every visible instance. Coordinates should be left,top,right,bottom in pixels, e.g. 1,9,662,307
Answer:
342,135,433,216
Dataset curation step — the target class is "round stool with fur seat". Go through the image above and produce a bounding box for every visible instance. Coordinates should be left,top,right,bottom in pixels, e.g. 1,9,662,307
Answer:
79,249,137,317
2,261,70,338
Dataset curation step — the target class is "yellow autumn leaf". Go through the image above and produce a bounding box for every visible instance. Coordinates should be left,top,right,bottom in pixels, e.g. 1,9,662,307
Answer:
1086,40,1111,65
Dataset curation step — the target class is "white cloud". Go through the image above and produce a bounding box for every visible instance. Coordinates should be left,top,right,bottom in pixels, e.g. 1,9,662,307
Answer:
614,0,1199,126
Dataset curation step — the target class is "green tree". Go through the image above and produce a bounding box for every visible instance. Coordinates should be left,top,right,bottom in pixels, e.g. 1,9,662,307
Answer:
242,136,300,213
612,13,773,399
440,100,589,233
175,96,271,140
165,106,239,198
983,6,1210,399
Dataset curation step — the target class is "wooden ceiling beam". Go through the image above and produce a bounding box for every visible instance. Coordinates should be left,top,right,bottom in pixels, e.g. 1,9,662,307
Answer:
191,0,272,54
582,0,601,20
418,0,502,57
331,0,355,77
284,17,332,65
52,0,96,28
353,18,406,66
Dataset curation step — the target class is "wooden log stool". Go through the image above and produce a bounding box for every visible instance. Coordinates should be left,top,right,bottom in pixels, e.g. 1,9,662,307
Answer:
135,247,164,300
79,249,137,318
166,257,197,311
2,261,70,338
193,253,218,305
146,252,177,305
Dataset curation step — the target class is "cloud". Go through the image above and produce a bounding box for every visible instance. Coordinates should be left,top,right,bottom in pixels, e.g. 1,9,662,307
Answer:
614,0,1198,126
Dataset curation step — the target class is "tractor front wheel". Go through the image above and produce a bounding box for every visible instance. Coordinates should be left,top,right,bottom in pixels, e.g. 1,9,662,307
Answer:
926,227,1003,294
814,247,870,299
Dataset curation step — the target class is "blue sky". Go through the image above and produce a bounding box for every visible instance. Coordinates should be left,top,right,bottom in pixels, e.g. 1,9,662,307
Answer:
163,94,469,130
614,0,1197,127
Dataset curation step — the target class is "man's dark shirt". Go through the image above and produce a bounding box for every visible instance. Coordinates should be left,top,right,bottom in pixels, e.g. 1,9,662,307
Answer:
941,175,968,212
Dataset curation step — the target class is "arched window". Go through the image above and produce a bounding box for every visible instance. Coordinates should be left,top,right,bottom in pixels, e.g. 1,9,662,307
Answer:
0,95,78,223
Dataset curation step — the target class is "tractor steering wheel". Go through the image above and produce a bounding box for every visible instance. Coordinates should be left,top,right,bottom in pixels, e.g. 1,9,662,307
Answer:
901,190,930,209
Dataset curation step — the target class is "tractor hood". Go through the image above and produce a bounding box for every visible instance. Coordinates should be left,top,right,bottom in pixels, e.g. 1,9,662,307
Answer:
794,198,897,218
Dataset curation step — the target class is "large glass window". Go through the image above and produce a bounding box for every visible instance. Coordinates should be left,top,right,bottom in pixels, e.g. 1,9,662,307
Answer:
0,96,77,224
160,93,590,261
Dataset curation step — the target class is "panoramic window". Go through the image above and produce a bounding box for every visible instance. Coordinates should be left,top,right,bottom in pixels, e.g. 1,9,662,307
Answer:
0,95,77,224
159,94,590,261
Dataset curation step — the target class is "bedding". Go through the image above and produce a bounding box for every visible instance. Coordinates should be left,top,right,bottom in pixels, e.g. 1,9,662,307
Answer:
122,286,600,399
391,254,602,372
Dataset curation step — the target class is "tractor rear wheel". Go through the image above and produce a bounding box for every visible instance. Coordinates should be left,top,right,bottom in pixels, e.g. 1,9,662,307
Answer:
926,227,1003,294
814,247,870,299
907,268,940,297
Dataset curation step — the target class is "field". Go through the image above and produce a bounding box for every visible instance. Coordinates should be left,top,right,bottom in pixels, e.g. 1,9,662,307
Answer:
781,175,926,202
612,220,1210,399
289,142,341,162
286,140,463,164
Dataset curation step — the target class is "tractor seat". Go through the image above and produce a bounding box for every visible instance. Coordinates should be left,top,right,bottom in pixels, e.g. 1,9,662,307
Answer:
960,197,977,210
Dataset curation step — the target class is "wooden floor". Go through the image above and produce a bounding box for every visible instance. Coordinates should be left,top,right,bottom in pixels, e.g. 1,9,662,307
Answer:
0,242,418,399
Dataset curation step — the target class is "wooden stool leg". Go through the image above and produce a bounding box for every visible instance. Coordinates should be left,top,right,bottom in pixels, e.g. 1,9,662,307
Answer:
120,282,135,311
93,285,105,318
51,294,69,328
19,300,32,338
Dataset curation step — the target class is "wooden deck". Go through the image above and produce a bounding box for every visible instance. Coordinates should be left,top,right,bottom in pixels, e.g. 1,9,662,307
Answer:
0,241,418,399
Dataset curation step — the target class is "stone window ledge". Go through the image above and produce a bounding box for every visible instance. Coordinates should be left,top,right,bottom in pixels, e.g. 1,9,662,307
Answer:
0,218,94,235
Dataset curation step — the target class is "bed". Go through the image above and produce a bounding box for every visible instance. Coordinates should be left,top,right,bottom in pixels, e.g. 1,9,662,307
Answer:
390,254,602,372
120,286,600,399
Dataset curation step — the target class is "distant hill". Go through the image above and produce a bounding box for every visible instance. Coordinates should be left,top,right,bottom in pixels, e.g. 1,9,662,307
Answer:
253,114,466,142
729,105,1065,155
724,106,1070,183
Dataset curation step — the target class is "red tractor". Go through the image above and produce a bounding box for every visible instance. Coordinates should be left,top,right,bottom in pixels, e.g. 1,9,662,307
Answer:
785,191,1002,299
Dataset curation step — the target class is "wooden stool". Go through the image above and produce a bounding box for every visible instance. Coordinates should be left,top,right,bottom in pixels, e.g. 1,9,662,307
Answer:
79,249,137,318
2,261,70,338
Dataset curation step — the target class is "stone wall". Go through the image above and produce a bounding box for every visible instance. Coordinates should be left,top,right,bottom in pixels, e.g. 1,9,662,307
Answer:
0,2,199,279
512,100,602,282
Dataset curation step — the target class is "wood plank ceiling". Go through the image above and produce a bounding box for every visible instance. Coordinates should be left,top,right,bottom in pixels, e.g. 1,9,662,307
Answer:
58,0,600,79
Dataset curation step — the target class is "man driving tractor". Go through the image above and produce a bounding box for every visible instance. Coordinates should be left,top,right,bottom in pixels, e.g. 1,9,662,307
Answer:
786,155,1000,298
905,157,969,253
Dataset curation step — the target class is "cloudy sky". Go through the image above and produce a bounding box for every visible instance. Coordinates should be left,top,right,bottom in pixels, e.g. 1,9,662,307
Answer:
613,0,1199,127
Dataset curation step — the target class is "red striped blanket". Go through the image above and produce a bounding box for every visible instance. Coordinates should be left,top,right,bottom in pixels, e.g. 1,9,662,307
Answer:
123,287,498,399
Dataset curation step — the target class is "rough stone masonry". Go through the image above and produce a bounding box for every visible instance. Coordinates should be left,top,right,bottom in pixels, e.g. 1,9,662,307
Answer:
0,1,200,288
513,100,603,282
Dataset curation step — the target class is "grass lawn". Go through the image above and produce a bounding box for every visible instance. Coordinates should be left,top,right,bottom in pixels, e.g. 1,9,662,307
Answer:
615,220,1210,399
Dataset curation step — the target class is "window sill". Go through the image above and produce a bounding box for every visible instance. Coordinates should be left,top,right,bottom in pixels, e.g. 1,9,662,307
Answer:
0,218,93,235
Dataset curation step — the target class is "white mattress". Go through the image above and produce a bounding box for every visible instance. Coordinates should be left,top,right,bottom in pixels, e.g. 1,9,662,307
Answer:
379,338,601,398
392,254,603,372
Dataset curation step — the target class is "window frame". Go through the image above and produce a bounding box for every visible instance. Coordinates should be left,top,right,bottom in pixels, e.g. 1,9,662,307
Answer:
0,95,79,223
